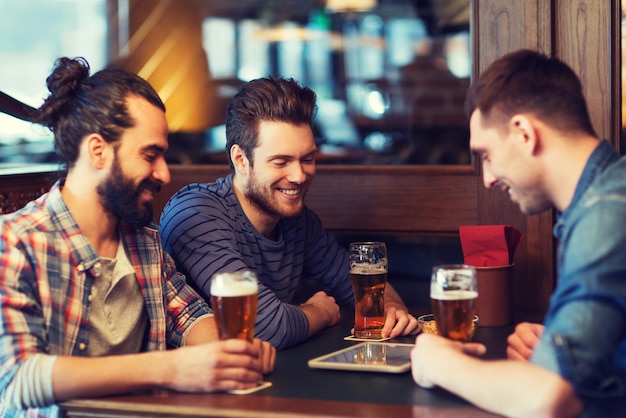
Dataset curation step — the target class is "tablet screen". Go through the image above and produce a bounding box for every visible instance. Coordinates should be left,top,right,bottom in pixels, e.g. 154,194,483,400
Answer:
308,342,414,373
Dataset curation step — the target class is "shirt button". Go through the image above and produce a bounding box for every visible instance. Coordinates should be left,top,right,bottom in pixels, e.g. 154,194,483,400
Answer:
77,263,85,272
78,342,86,351
88,294,94,302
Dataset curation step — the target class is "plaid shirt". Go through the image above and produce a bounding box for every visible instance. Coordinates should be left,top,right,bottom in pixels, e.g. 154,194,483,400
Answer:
0,181,211,417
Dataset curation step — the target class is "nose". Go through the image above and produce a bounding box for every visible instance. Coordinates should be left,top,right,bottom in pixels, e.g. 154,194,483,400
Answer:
287,162,309,184
153,157,171,185
482,161,497,189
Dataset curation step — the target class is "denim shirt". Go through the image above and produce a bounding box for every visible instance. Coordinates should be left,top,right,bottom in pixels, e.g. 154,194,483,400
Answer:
530,140,626,415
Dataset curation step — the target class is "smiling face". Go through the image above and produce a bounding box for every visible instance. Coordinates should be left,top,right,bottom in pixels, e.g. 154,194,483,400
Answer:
235,120,317,226
98,95,170,226
469,109,551,215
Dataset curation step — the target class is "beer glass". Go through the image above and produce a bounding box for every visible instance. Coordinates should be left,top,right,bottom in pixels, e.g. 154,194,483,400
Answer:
430,264,478,342
349,242,388,339
210,271,258,342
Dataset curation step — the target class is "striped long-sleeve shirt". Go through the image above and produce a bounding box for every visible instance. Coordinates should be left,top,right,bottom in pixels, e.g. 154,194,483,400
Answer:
159,174,354,349
0,181,211,418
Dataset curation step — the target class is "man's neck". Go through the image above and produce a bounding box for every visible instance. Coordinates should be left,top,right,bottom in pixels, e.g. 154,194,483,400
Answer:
545,135,600,212
62,173,119,258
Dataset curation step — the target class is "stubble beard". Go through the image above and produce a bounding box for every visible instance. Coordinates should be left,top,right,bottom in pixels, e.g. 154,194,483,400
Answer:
245,172,306,220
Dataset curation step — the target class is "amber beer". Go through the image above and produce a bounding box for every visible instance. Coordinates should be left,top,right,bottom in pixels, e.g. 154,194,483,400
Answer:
210,271,258,342
431,290,477,342
351,267,387,338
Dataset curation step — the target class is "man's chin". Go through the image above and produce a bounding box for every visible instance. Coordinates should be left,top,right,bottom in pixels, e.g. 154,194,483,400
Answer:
279,203,304,219
519,202,550,216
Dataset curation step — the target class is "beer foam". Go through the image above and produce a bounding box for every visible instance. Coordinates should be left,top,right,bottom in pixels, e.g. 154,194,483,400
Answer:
210,274,258,297
430,289,478,300
349,263,387,274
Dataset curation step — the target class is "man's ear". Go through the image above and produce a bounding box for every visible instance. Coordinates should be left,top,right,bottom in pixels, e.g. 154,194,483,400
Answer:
230,144,250,175
85,134,110,170
510,114,540,156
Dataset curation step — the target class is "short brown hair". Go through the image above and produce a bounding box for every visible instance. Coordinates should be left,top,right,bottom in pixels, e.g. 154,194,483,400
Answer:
225,77,317,169
464,49,595,136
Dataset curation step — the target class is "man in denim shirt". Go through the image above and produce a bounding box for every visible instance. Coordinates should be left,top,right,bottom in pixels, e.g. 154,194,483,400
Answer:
411,49,625,417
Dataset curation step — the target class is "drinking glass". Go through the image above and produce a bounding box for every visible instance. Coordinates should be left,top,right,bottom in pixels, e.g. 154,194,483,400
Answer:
210,270,258,342
430,264,478,342
349,242,388,339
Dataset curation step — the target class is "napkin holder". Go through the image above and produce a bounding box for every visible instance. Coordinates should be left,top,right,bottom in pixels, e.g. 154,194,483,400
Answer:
475,264,514,326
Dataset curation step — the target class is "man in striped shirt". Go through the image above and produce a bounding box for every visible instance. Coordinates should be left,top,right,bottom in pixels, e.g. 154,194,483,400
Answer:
160,77,419,350
0,57,274,418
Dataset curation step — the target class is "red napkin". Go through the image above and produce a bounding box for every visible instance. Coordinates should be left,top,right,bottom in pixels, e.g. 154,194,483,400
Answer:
459,225,524,267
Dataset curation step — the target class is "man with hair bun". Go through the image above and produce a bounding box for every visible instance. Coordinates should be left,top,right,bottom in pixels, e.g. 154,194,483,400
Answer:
0,57,275,418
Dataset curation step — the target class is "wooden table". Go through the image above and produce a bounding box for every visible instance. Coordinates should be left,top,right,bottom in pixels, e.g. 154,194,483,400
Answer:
62,310,511,417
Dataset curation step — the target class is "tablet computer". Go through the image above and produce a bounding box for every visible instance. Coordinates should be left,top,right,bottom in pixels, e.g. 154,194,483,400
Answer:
308,342,414,374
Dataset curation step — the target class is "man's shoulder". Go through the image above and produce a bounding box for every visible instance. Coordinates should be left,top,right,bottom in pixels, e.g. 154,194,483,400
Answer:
162,177,234,215
0,193,54,235
159,176,242,240
591,156,626,197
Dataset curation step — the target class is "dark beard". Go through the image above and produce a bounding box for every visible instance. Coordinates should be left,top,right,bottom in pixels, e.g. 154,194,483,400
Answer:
97,159,161,227
245,172,305,220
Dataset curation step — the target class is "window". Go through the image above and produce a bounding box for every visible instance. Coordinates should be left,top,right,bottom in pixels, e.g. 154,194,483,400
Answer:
1,0,472,166
197,1,472,165
0,0,106,163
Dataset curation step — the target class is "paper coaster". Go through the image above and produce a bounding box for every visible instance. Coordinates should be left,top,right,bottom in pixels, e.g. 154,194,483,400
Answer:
343,335,391,342
227,381,272,395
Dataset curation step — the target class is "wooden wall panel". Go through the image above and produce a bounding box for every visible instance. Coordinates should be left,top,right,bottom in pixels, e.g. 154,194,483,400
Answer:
475,0,555,321
554,0,619,145
156,165,479,236
303,168,478,234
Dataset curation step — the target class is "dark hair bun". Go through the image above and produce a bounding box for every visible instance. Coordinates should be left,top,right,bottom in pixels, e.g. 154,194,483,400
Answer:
37,57,90,128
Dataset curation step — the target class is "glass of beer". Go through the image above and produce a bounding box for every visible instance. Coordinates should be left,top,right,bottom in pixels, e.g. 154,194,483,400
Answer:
210,270,258,342
430,264,478,342
349,242,388,339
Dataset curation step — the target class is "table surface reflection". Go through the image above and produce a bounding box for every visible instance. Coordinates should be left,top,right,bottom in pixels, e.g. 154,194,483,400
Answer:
62,309,511,417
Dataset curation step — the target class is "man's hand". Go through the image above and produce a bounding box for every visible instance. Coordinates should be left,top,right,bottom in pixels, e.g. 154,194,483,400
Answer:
506,322,544,361
253,338,276,374
300,291,341,336
411,333,486,388
381,305,419,338
168,339,271,393
378,283,418,338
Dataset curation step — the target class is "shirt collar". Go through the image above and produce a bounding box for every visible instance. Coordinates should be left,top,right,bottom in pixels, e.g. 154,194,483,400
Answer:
46,179,102,275
553,140,619,238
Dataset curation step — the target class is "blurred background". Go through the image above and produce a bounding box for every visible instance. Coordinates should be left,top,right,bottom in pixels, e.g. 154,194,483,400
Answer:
0,0,473,166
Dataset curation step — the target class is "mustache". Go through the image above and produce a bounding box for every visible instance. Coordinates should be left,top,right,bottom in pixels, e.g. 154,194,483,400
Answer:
138,178,162,195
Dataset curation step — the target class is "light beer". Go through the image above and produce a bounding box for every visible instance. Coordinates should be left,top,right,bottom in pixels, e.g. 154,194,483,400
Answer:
350,267,386,339
430,289,477,342
210,272,258,342
355,342,387,364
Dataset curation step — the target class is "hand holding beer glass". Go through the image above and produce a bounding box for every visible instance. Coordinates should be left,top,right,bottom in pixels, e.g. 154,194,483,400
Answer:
430,264,478,342
349,242,387,339
210,271,258,341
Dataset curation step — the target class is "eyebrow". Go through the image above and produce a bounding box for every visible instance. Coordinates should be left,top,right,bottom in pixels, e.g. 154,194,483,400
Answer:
142,144,168,154
267,148,318,161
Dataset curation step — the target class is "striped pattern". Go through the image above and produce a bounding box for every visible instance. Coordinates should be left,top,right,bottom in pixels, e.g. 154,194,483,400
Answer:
159,174,354,349
0,181,210,417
